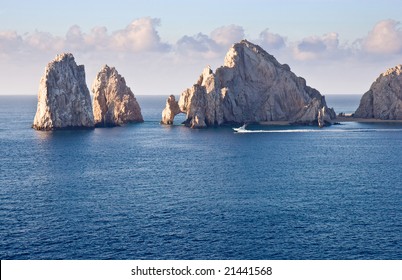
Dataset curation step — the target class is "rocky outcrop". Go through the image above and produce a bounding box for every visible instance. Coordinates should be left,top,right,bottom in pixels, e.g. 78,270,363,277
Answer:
161,95,181,125
32,53,94,130
161,40,336,128
355,65,402,119
92,65,143,127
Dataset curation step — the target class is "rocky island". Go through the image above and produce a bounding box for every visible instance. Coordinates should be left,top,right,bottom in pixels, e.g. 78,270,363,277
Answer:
32,53,94,130
92,65,143,127
354,65,402,120
161,40,336,128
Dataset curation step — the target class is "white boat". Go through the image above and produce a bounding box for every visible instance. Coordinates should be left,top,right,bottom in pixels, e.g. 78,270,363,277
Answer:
233,124,248,132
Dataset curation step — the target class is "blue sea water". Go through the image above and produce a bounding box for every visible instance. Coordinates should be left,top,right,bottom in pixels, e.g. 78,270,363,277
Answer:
0,94,401,260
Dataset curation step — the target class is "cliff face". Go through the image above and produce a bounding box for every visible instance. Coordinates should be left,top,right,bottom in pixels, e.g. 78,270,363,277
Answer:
161,40,336,128
92,65,143,127
33,53,94,130
355,65,402,119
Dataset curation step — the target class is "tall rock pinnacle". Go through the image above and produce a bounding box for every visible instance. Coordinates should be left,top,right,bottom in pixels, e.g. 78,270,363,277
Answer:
32,53,94,130
92,65,143,127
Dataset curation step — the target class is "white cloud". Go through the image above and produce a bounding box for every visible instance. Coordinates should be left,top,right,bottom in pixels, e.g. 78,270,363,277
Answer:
24,31,64,52
65,25,87,51
259,29,286,50
210,24,245,48
175,24,245,59
176,33,220,59
0,31,23,54
0,17,170,57
110,18,170,52
293,32,341,60
361,19,402,55
85,26,110,51
66,18,171,53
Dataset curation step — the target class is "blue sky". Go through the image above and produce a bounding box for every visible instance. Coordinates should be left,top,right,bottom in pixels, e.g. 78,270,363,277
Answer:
1,0,402,95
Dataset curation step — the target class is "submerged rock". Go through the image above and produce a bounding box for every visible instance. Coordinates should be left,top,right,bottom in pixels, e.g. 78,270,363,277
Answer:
355,65,402,119
92,65,143,127
32,53,94,130
161,40,335,128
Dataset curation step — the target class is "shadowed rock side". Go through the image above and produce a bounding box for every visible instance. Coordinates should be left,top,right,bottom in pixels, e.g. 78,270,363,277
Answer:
161,40,336,128
355,65,402,119
92,65,143,127
32,53,94,130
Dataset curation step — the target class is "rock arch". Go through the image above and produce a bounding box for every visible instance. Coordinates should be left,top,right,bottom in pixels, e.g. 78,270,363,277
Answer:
161,95,182,125
161,40,336,128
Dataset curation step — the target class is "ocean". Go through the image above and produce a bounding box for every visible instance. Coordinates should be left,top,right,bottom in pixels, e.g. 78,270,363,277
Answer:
0,94,401,260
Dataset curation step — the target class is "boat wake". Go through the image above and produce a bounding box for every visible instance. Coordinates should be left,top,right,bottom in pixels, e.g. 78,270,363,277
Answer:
234,128,402,133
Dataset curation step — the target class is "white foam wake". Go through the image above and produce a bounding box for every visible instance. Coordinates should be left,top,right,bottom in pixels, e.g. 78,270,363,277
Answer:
234,128,402,133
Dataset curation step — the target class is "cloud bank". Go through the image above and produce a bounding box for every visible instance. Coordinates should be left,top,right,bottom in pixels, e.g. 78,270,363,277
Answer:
1,17,170,57
1,18,401,94
1,18,401,60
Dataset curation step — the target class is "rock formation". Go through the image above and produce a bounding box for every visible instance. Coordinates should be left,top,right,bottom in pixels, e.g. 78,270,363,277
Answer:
161,40,336,128
92,65,143,127
32,53,94,130
161,95,181,125
354,65,402,119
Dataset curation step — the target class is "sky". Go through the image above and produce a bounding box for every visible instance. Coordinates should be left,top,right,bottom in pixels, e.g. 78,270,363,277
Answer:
1,0,402,95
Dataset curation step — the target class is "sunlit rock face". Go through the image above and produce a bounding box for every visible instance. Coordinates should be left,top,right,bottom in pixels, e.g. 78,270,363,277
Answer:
355,65,402,119
92,65,143,127
161,95,181,125
161,40,336,128
33,53,94,130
